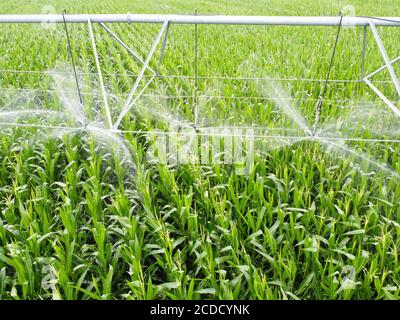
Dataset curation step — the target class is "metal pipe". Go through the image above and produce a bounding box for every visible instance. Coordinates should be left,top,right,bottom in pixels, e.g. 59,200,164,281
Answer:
0,14,400,26
88,18,113,129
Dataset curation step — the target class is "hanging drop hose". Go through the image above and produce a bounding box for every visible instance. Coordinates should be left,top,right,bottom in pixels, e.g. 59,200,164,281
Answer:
312,12,344,136
62,10,84,108
193,8,200,134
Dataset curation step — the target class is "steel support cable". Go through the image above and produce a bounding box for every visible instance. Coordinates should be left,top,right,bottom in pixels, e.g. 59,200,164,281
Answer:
356,16,400,24
62,10,83,107
312,12,344,135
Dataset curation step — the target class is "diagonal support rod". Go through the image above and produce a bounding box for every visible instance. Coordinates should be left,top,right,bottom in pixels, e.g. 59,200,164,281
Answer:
88,19,113,129
364,55,400,79
157,21,170,74
369,21,400,96
98,22,156,75
361,25,367,80
364,78,400,116
114,20,169,129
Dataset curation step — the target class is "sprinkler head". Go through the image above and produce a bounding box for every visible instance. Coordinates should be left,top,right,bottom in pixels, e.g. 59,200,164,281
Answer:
110,128,121,134
310,125,316,137
192,124,200,134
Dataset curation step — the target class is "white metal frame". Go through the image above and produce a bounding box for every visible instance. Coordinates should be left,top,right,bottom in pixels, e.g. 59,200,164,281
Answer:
0,14,399,25
362,21,400,116
1,14,400,127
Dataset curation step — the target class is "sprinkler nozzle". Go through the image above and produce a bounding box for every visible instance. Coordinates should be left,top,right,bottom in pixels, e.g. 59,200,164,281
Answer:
312,97,324,136
311,128,316,136
192,124,200,134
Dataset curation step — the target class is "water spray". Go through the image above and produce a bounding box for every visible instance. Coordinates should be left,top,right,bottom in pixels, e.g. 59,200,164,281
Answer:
1,13,400,178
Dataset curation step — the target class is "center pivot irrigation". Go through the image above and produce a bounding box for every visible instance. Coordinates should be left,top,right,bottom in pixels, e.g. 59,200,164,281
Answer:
1,13,400,144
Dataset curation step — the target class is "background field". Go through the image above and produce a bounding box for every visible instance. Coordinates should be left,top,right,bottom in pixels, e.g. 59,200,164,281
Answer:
0,0,400,300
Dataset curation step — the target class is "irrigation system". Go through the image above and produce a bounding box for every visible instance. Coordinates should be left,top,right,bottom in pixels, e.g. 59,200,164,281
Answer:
1,14,400,131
